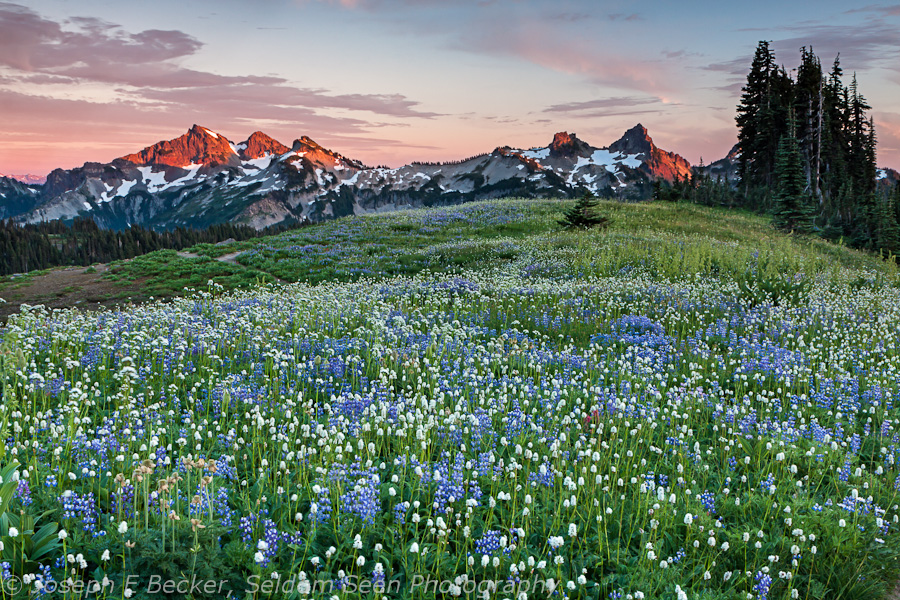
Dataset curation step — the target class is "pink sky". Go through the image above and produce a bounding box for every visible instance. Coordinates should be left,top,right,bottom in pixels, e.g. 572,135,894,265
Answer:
1,0,898,176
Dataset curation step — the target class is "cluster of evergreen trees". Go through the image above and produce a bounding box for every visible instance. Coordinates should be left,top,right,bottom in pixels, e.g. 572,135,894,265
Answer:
659,41,899,256
653,170,739,207
0,218,306,276
736,41,895,251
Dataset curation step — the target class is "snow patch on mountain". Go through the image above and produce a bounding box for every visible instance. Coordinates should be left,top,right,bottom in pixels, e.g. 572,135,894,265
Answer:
243,156,274,170
520,148,551,161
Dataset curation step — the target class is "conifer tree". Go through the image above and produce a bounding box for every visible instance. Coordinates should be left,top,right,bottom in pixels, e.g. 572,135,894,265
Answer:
773,117,815,234
737,41,777,197
558,192,610,230
875,194,900,255
734,43,886,252
652,179,663,202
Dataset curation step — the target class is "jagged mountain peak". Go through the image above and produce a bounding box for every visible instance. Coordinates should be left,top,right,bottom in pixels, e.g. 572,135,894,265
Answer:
292,135,328,153
609,123,654,156
725,143,741,162
290,136,367,170
548,132,592,158
608,124,692,182
0,173,46,185
120,125,240,169
238,131,290,161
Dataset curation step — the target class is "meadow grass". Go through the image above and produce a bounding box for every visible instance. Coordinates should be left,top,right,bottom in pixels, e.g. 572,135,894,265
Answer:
2,198,900,599
103,199,897,298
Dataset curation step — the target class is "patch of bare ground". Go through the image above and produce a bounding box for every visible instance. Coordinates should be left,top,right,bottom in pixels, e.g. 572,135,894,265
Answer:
176,250,243,265
889,583,900,600
0,264,148,322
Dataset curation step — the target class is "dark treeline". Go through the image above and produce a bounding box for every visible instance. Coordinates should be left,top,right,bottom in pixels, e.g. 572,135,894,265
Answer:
0,217,307,276
653,170,739,208
656,41,899,256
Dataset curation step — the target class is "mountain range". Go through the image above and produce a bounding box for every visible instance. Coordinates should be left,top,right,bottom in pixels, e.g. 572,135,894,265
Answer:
0,173,46,185
0,124,896,230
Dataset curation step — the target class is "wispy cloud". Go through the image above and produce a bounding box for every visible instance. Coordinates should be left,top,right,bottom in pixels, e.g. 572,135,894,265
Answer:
607,13,642,22
769,20,900,70
728,16,900,71
0,1,444,172
545,96,663,113
0,2,439,119
453,16,677,94
844,4,900,16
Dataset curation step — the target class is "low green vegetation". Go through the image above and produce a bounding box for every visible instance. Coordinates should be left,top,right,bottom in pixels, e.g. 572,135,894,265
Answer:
104,250,278,299
3,198,900,599
102,199,898,300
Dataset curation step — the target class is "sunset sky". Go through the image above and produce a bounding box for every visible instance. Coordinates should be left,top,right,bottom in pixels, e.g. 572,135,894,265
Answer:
1,0,898,176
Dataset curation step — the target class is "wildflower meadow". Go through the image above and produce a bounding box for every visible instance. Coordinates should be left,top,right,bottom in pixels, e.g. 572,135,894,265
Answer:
2,199,900,599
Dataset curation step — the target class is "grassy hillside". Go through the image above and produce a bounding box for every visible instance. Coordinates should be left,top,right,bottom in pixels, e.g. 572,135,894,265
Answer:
102,199,897,299
2,198,900,599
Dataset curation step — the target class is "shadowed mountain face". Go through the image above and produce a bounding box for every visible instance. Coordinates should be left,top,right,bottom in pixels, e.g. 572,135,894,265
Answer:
693,143,741,183
610,124,693,182
0,175,42,220
1,124,736,230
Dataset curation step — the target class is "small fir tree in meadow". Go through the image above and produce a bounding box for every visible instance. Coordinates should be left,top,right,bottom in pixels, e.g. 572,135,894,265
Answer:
559,192,610,230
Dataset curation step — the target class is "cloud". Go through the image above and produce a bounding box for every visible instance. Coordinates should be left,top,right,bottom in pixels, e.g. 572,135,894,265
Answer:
0,3,201,71
607,13,641,22
304,0,663,93
844,4,900,16
0,1,438,120
0,87,423,173
542,96,669,120
453,16,677,94
545,96,663,113
702,57,750,77
770,21,900,70
308,0,512,8
734,17,900,71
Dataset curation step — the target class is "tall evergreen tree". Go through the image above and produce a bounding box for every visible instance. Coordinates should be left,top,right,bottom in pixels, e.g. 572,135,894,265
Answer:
794,47,824,200
773,116,816,233
736,41,778,199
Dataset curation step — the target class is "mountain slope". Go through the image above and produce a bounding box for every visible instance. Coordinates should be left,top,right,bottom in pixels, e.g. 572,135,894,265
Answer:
609,124,692,182
5,124,695,230
120,124,240,169
878,168,899,189
0,173,46,185
0,175,42,220
694,143,741,183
